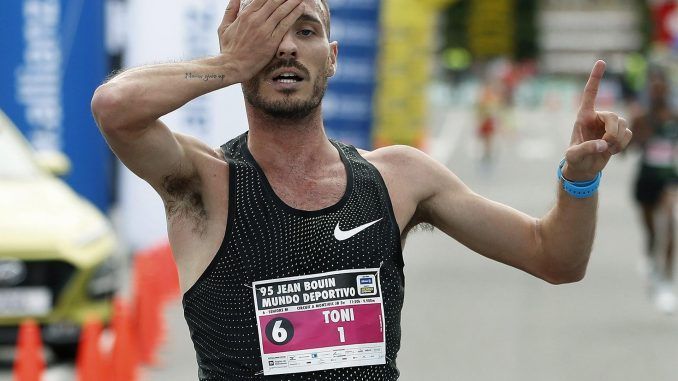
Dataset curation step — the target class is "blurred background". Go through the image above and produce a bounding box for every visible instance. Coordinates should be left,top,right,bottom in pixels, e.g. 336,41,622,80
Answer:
1,0,678,380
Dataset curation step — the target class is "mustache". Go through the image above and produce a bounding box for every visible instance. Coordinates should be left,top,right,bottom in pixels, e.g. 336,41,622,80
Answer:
264,59,311,78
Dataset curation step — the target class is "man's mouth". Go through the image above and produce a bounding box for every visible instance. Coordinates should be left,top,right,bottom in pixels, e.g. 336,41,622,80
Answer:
273,72,304,83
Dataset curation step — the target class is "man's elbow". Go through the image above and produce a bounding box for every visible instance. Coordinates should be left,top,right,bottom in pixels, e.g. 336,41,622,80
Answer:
91,83,127,132
543,268,586,285
541,264,587,285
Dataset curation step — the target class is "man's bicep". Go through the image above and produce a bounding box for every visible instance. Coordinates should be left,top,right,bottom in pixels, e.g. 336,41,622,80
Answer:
101,119,195,189
415,162,478,232
417,159,541,273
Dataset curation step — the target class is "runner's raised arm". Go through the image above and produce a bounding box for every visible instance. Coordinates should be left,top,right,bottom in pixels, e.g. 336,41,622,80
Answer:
90,0,305,189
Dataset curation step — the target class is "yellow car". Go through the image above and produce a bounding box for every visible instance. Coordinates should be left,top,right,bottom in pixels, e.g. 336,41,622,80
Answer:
0,110,119,360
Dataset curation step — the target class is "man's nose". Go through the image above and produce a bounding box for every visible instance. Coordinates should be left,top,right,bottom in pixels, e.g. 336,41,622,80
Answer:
277,32,298,59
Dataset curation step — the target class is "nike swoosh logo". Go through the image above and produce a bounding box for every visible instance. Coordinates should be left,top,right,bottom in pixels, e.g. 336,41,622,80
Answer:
334,218,383,241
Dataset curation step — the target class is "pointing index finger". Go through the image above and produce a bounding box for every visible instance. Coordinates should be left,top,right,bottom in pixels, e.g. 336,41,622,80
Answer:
580,60,606,111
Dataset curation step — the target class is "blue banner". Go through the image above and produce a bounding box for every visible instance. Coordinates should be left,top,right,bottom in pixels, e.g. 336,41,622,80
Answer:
324,0,382,150
0,0,111,211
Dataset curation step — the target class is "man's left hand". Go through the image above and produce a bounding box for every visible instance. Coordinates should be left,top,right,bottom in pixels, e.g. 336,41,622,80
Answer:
563,60,633,181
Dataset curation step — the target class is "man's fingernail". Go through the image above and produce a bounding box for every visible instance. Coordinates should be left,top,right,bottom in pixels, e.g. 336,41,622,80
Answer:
596,140,607,152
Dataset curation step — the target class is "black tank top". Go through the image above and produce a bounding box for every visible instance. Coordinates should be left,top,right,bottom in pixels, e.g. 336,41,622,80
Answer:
182,133,405,380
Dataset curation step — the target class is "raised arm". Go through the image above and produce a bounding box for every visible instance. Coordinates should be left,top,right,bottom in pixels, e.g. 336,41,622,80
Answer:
90,0,305,189
409,61,632,284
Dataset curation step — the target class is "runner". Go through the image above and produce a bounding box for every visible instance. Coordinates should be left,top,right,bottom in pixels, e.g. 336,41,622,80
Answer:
90,0,632,378
476,75,500,165
631,65,678,314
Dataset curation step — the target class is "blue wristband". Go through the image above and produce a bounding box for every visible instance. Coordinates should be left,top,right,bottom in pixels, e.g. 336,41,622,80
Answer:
556,158,601,199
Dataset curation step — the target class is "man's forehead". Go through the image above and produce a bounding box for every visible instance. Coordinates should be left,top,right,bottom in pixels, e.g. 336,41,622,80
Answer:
238,0,330,37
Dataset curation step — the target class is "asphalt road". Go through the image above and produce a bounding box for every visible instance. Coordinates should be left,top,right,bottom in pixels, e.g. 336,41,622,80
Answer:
2,106,677,380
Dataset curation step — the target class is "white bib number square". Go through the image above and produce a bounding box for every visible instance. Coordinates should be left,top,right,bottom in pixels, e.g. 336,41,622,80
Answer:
253,269,386,376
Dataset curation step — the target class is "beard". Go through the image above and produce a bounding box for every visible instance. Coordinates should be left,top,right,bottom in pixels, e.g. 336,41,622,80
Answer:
242,59,330,121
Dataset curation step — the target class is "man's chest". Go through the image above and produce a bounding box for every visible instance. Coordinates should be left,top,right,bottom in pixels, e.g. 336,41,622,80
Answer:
266,171,347,211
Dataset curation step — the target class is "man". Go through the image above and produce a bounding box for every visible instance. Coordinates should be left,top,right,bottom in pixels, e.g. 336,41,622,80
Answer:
91,0,632,379
630,66,677,313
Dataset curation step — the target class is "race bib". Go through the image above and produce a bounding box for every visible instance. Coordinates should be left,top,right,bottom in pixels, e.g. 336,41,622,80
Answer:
645,138,675,167
253,269,386,376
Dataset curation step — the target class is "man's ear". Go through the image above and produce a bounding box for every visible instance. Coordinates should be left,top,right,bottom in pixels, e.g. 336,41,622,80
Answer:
327,41,338,77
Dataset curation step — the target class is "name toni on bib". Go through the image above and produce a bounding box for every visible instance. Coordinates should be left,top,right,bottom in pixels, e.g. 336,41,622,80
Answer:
252,269,386,375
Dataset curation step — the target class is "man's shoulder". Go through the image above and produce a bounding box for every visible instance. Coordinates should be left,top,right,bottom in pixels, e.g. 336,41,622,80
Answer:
358,145,445,194
361,143,459,193
359,144,433,169
170,132,229,164
358,144,452,215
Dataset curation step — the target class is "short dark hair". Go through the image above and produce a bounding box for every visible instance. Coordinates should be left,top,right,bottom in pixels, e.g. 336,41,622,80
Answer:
317,0,331,39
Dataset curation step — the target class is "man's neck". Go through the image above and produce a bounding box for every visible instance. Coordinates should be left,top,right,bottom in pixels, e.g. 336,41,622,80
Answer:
245,107,338,172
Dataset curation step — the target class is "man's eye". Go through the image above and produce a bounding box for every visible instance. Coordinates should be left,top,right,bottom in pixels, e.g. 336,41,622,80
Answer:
298,29,315,36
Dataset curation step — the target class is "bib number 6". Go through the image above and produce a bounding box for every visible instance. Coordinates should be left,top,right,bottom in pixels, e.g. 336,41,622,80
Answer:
265,317,294,346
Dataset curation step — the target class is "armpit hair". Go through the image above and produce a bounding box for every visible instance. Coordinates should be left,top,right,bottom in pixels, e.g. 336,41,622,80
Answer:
162,173,208,236
410,222,435,233
402,219,435,240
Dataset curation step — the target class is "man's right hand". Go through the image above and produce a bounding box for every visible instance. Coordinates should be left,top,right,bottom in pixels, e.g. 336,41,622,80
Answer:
218,0,305,83
93,0,307,194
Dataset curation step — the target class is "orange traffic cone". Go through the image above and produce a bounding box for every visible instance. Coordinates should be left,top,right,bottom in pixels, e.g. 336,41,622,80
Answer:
154,243,180,301
98,337,114,381
76,317,103,381
151,243,179,352
130,242,180,366
12,319,45,381
133,260,162,366
111,299,139,381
